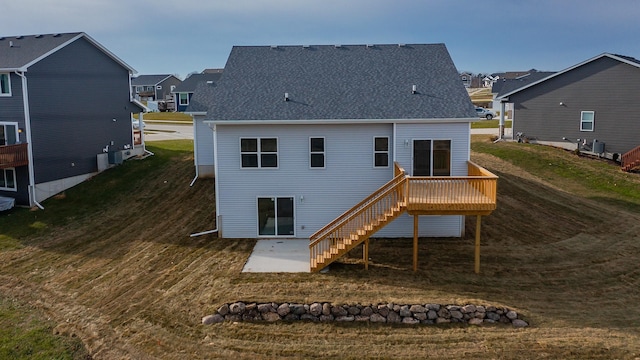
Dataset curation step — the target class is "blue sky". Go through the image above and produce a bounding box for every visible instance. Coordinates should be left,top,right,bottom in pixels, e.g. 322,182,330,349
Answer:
2,0,639,79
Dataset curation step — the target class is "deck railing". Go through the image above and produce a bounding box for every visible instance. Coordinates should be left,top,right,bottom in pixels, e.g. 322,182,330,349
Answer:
309,161,498,272
621,145,640,172
0,143,29,169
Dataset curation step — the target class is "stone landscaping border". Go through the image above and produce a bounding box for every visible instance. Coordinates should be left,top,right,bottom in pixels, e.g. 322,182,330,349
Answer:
202,302,528,327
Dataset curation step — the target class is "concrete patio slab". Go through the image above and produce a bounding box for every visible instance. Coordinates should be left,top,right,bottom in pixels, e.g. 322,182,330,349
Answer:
242,239,310,273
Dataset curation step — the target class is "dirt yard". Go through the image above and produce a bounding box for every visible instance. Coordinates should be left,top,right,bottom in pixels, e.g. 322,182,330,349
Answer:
1,140,639,359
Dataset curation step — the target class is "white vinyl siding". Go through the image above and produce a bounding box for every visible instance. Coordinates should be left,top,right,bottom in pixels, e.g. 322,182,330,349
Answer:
580,111,594,131
194,116,215,176
216,121,470,239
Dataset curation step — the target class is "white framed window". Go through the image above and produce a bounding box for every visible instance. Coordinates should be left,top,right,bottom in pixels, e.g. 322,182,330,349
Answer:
580,111,594,131
240,138,278,168
373,137,389,167
0,122,19,146
0,73,10,96
179,93,189,106
309,137,325,168
0,168,16,191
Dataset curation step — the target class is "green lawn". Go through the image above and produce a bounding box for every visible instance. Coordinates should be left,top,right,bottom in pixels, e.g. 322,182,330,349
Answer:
133,112,192,122
471,119,512,129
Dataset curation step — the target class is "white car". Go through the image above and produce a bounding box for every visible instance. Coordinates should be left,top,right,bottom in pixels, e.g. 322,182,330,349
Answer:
132,118,145,129
475,107,496,120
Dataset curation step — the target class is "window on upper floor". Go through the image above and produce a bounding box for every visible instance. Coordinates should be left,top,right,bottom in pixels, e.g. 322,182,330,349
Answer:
241,138,278,168
179,93,189,106
0,168,16,191
580,111,594,131
310,137,325,168
0,74,10,96
374,137,389,167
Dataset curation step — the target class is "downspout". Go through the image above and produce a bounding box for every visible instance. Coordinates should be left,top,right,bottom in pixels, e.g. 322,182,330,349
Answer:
189,113,199,186
189,123,218,237
15,70,44,209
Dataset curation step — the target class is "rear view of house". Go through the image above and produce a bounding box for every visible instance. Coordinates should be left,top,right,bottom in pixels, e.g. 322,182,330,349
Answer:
0,32,141,207
198,44,497,271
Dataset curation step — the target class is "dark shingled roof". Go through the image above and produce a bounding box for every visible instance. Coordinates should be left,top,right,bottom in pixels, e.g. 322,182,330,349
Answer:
205,44,476,121
173,72,223,93
131,74,175,86
186,80,218,113
0,33,82,70
492,71,556,97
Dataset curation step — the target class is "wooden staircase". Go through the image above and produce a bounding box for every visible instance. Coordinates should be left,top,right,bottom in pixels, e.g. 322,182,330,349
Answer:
309,166,408,272
621,145,640,172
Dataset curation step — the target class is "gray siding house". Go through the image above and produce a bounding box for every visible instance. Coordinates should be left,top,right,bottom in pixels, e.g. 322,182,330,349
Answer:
173,71,223,112
498,53,640,163
0,32,140,207
197,44,495,246
131,74,181,102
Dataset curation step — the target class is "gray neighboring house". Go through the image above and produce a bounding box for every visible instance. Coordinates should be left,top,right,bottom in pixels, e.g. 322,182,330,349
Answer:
0,32,142,207
197,44,493,242
185,75,222,179
173,71,223,112
131,74,181,102
497,53,640,165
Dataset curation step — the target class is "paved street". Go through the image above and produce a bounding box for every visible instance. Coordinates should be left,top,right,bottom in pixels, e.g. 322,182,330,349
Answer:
143,122,194,141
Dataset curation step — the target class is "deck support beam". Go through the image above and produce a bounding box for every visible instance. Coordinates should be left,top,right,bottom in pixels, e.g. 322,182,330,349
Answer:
413,215,419,272
363,238,369,270
475,215,482,274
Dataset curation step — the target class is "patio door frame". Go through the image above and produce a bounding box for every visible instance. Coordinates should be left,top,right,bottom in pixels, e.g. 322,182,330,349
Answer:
411,139,452,176
256,196,296,237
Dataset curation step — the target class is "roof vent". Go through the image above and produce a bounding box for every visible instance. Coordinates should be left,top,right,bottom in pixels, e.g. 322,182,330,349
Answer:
206,80,214,84
284,92,290,101
270,45,278,49
9,41,14,48
398,44,406,47
334,44,341,48
35,34,43,38
16,36,23,39
53,34,61,37
366,44,374,48
412,85,417,94
302,45,310,49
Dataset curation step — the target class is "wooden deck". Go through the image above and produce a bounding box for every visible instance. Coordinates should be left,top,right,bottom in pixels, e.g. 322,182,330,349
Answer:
309,162,498,273
0,143,29,169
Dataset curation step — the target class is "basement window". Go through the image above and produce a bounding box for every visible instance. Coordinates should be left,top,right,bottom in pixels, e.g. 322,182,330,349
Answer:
580,111,594,131
0,74,10,96
0,168,16,191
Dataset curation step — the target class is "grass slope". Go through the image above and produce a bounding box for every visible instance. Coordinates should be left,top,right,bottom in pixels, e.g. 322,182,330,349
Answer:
0,138,639,359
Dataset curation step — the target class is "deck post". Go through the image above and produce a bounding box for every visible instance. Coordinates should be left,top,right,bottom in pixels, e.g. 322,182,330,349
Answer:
475,215,482,274
413,215,419,272
364,238,369,270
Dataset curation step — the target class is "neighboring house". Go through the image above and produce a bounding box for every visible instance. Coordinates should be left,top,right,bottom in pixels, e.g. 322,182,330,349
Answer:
0,32,143,207
197,44,497,272
459,72,473,88
497,53,640,169
185,76,221,179
173,70,223,112
490,70,556,117
131,74,181,102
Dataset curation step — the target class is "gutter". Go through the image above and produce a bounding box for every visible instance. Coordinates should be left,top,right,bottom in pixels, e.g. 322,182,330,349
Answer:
15,70,44,210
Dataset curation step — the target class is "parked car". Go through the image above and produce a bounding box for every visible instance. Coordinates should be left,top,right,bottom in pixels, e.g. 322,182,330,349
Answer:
475,107,495,120
132,118,145,129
